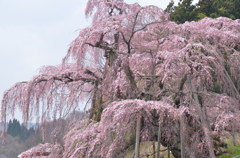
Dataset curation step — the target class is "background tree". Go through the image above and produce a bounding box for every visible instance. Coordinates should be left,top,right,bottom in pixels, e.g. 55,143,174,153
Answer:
209,0,240,19
1,112,86,158
194,0,213,19
166,0,197,24
166,0,240,23
7,119,35,141
7,119,21,138
164,0,174,14
194,0,240,20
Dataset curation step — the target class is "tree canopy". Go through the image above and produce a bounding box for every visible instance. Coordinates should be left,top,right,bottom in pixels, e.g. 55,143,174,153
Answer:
165,0,240,23
1,0,240,157
7,119,35,141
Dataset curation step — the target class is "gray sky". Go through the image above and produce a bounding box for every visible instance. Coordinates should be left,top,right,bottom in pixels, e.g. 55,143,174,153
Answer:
0,0,183,118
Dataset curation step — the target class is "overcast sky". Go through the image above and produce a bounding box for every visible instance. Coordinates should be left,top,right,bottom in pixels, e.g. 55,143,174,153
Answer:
0,0,184,119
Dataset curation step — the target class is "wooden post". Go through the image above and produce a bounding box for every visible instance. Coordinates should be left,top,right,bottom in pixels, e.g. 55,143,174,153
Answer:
135,115,141,158
168,147,170,158
232,122,237,146
157,121,161,158
180,114,186,158
152,142,156,158
191,80,216,158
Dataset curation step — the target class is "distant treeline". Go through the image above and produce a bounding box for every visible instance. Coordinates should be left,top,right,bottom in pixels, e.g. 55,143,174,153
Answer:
7,119,35,141
165,0,240,24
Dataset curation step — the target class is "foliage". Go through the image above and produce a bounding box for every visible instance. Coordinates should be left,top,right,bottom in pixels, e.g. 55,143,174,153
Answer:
166,0,240,23
165,0,197,24
1,0,240,157
63,100,185,157
1,112,86,158
218,137,240,158
164,0,174,14
0,135,27,158
197,0,240,20
7,119,35,141
18,143,63,158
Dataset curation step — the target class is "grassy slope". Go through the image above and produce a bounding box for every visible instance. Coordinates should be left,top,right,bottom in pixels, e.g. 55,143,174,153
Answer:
218,137,240,158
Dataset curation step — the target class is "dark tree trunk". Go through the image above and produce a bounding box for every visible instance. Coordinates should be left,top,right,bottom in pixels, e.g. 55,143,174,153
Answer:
157,121,161,158
135,115,141,158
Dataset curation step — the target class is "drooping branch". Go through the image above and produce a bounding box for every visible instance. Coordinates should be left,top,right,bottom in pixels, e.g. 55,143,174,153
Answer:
1,66,102,125
190,79,216,158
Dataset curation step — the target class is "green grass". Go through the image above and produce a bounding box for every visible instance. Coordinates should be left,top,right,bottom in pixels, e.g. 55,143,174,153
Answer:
218,138,240,158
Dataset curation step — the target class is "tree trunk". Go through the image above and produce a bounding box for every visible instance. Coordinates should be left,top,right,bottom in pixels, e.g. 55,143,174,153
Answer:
191,80,216,158
157,121,161,158
135,115,141,158
152,142,156,158
180,114,186,158
123,59,138,98
90,82,103,121
168,147,170,158
232,123,237,146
